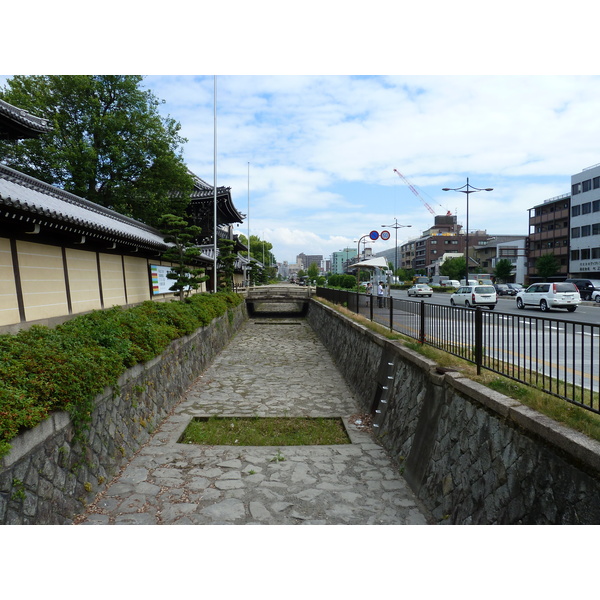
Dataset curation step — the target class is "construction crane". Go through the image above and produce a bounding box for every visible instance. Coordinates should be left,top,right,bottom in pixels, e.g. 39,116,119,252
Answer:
393,169,451,216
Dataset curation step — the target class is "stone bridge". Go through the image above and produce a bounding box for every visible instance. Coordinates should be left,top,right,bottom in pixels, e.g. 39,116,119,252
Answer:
245,284,311,316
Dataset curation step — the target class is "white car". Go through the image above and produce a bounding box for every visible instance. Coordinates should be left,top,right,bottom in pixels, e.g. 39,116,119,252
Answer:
516,282,580,312
407,284,433,297
450,285,497,309
440,279,461,288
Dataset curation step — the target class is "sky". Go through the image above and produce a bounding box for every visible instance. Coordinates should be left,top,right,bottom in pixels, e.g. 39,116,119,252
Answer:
141,74,600,266
5,2,600,270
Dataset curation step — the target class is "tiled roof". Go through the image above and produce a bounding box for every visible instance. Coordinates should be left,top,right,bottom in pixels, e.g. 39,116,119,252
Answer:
0,98,53,139
0,163,168,251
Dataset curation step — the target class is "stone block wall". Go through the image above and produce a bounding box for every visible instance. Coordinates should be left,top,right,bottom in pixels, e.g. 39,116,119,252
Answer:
308,299,600,524
0,304,247,524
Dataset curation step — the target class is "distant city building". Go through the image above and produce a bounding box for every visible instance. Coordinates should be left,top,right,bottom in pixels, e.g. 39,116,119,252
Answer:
296,253,323,271
331,248,357,274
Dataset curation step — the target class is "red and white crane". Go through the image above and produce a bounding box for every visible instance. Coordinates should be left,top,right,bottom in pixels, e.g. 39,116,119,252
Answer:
393,169,451,216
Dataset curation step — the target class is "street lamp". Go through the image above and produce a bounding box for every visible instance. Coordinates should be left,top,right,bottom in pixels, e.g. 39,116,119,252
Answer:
381,218,411,275
442,178,493,284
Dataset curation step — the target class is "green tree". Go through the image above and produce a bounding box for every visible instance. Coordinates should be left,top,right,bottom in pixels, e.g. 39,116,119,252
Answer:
248,259,263,286
217,238,236,291
159,214,208,301
440,257,466,281
307,262,319,282
0,75,194,226
536,253,560,280
494,258,515,283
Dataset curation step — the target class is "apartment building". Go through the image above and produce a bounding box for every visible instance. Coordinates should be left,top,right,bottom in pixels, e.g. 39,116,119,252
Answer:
569,163,600,278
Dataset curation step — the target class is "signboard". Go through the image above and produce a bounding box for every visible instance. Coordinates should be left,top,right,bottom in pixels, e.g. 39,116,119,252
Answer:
369,230,379,241
380,230,390,240
150,265,174,295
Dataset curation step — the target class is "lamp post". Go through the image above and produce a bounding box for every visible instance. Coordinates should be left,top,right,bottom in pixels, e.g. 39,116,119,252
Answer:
381,219,411,275
442,178,493,284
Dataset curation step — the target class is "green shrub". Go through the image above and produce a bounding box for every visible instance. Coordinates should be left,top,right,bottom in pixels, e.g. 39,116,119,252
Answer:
0,292,243,458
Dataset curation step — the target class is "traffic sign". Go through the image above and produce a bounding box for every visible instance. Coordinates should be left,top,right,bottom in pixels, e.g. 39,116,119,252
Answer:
380,230,390,241
369,230,379,241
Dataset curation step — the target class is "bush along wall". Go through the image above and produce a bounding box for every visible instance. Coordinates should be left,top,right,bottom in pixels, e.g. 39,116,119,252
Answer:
0,294,247,524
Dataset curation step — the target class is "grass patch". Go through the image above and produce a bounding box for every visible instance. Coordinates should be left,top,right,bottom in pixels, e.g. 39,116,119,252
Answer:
178,416,351,446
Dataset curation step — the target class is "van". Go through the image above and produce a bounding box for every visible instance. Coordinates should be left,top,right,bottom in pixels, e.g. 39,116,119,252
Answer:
564,279,600,301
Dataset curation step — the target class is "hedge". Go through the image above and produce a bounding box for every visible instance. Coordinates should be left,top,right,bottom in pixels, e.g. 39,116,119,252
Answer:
0,292,243,458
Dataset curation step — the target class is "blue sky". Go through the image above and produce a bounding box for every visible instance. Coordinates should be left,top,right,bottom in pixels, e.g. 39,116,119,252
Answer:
5,4,600,270
142,74,600,264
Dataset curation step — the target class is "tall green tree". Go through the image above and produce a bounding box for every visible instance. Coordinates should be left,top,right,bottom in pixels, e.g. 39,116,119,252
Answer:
0,75,194,226
307,262,319,282
536,253,560,280
159,214,208,301
440,257,466,281
494,258,515,282
217,238,236,291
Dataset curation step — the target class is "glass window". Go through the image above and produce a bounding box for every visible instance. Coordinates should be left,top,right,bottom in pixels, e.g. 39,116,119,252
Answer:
582,249,591,260
594,200,600,212
593,248,600,259
594,177,600,189
593,223,600,235
583,179,592,192
572,227,581,238
583,202,592,214
571,250,580,260
572,183,581,195
582,225,591,236
572,205,581,217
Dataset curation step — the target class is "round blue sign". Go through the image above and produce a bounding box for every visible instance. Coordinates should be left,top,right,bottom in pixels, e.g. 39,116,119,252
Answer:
369,230,379,241
380,230,391,241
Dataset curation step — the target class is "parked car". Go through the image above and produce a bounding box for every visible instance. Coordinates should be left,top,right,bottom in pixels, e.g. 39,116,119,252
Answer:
450,285,497,309
506,283,525,296
516,282,580,312
440,279,461,288
564,279,600,301
494,284,510,296
505,283,523,296
592,290,600,304
407,283,433,297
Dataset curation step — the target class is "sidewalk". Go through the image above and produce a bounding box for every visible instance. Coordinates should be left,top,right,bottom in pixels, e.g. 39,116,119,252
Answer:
75,317,429,525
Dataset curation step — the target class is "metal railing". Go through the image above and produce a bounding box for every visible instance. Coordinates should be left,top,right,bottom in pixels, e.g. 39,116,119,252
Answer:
316,287,600,414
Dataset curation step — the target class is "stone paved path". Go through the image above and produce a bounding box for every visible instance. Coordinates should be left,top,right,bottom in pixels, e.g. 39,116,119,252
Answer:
75,317,429,525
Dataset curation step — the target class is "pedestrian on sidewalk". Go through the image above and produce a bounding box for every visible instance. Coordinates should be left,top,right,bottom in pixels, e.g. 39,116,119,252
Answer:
377,281,384,308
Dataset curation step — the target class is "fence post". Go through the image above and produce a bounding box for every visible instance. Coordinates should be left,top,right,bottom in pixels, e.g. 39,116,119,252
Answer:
389,295,393,331
419,300,426,344
474,307,483,375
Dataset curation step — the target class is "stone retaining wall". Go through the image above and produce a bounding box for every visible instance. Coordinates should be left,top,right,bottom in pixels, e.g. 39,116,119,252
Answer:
0,304,247,524
308,299,600,524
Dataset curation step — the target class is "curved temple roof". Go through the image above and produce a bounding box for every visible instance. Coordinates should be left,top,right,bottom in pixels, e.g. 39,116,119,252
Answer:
0,98,53,140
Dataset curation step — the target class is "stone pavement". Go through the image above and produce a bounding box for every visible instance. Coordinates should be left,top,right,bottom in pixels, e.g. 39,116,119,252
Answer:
75,317,430,525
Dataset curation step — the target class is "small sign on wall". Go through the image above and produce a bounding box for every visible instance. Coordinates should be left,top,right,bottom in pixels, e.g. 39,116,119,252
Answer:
150,264,174,295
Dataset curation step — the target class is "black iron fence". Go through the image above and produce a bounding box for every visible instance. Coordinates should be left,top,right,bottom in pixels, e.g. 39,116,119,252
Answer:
316,287,600,414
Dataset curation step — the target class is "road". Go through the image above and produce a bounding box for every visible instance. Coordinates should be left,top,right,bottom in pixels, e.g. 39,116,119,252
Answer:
390,290,600,324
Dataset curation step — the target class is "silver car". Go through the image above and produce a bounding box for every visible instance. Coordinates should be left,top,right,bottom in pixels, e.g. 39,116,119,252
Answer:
516,282,580,312
407,284,433,297
450,285,497,309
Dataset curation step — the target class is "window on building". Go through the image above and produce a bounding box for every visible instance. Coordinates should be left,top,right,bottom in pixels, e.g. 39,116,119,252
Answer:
572,183,581,195
593,223,600,236
582,249,591,260
593,248,600,259
582,225,591,236
593,200,600,212
583,202,592,214
571,249,580,260
583,179,592,192
594,177,600,189
572,205,581,217
572,227,581,238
